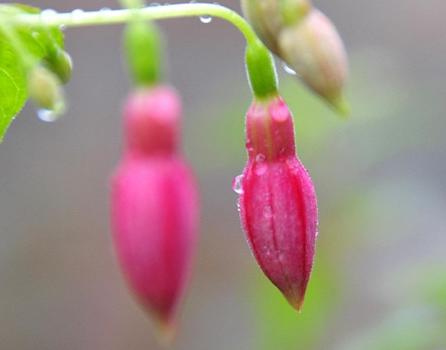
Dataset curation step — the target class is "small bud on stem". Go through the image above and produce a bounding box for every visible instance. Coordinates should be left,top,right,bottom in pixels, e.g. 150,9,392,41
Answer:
27,65,65,113
278,9,349,113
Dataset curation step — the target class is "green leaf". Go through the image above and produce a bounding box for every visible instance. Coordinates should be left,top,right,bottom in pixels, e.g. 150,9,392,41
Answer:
0,34,27,140
0,4,65,141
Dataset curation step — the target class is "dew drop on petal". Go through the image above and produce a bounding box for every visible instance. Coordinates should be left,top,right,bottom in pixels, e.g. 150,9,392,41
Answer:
255,153,266,162
263,206,272,219
255,164,267,176
278,252,286,263
232,174,244,194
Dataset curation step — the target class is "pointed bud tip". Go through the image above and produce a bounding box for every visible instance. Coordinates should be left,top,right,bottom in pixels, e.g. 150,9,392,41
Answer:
286,294,305,312
329,94,351,118
154,318,177,348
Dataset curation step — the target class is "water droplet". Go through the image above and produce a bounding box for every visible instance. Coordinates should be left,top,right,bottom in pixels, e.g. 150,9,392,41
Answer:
255,164,267,176
199,15,213,23
255,153,266,162
232,175,244,195
278,252,287,263
37,109,60,123
71,9,84,19
282,62,297,75
263,206,272,219
40,9,58,21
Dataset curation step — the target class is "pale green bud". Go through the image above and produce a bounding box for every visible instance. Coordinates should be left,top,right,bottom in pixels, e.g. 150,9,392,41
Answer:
278,9,348,113
241,0,311,55
27,66,65,113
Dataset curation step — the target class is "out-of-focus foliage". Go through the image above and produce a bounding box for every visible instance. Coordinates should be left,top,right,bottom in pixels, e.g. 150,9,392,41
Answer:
252,254,342,350
0,4,64,140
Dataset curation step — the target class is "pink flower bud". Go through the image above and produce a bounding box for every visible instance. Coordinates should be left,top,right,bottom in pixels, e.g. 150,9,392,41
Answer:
278,9,348,112
111,86,199,335
235,96,318,310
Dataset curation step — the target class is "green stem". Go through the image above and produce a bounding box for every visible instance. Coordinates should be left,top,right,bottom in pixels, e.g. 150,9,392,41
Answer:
3,3,278,98
5,4,259,46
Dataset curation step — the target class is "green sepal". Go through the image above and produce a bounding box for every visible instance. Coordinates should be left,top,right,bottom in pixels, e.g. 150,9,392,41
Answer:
43,48,72,84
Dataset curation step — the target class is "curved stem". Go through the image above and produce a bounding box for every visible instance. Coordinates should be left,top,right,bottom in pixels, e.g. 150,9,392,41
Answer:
3,3,278,98
6,3,259,46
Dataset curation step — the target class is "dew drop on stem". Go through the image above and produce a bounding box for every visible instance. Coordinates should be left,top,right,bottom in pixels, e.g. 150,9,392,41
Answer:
199,15,213,23
71,9,85,20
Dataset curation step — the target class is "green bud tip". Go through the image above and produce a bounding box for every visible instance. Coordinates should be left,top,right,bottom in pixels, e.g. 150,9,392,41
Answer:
329,94,351,118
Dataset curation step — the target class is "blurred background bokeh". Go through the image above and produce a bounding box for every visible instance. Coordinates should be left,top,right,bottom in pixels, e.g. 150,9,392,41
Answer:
1,0,445,349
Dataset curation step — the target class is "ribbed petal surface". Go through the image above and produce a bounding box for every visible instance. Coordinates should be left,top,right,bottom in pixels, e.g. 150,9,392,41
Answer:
237,96,318,310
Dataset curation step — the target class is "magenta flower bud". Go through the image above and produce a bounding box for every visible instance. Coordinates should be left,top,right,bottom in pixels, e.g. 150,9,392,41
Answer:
235,96,318,310
111,86,199,336
123,87,181,156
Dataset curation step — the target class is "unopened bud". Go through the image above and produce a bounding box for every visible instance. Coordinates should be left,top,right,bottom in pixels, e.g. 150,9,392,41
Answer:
241,0,311,54
27,65,65,113
236,95,318,310
278,9,348,112
44,48,73,84
111,86,199,339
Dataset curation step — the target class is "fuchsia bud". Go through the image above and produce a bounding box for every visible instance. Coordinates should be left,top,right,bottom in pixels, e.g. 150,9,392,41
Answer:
111,86,199,335
278,9,348,112
236,95,318,310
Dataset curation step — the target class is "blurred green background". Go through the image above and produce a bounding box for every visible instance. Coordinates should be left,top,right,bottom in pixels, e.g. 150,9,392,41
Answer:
0,0,445,349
